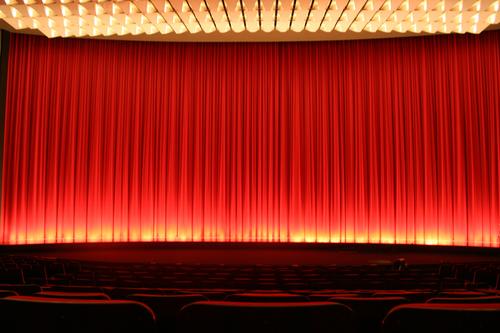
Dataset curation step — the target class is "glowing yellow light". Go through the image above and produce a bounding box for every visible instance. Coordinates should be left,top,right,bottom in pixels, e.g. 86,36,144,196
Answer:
109,16,118,26
93,16,102,26
158,22,172,33
205,23,216,33
489,1,499,11
27,6,38,17
77,4,87,16
112,3,121,15
10,7,21,18
145,1,155,13
61,5,71,17
177,23,187,33
125,3,135,14
119,26,128,35
188,13,197,24
487,13,496,24
192,24,201,33
164,1,173,12
400,0,409,11
44,5,54,16
436,0,444,12
95,4,104,15
417,0,427,11
365,0,374,10
451,1,463,11
218,22,230,33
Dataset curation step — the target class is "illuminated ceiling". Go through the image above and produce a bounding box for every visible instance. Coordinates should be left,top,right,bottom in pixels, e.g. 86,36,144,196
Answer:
0,0,499,39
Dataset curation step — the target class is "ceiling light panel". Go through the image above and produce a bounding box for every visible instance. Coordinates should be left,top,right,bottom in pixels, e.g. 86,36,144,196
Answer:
0,0,498,37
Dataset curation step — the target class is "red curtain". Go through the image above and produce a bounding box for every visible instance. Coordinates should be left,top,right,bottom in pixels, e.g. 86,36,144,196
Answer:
1,32,500,246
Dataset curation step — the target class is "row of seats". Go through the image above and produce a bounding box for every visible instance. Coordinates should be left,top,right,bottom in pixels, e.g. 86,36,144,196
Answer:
0,294,499,333
0,255,499,332
1,286,499,333
1,282,499,298
3,255,499,290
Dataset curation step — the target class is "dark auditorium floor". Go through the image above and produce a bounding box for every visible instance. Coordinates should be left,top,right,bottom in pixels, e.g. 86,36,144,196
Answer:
2,243,499,265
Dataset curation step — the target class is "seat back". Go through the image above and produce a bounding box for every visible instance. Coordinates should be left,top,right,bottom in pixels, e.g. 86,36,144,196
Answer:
0,284,41,295
0,290,18,298
177,290,228,300
437,291,487,297
178,301,354,333
107,287,176,299
225,293,309,302
44,285,104,293
329,297,409,333
0,296,156,333
372,291,433,302
426,296,500,304
382,303,500,333
34,291,111,300
309,293,361,301
128,294,207,331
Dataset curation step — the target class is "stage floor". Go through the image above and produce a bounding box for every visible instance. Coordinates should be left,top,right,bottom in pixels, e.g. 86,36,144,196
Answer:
1,243,499,265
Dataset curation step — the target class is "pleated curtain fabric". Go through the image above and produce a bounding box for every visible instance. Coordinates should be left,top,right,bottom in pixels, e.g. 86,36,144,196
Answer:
1,31,499,246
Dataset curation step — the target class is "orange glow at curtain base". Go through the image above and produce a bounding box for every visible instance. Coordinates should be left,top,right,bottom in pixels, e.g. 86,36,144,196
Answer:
3,229,499,248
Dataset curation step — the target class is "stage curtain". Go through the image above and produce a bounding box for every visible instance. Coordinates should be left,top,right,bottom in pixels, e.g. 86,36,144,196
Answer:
1,32,499,246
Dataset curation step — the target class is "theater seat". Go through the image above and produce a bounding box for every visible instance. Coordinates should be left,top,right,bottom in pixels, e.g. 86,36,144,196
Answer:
225,293,310,302
426,296,500,303
106,287,177,299
44,285,104,293
0,284,41,295
372,291,433,302
0,290,18,298
328,297,409,333
0,296,156,333
127,293,207,331
178,301,354,333
178,290,228,300
382,303,500,333
33,291,111,300
437,291,487,297
309,293,361,301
